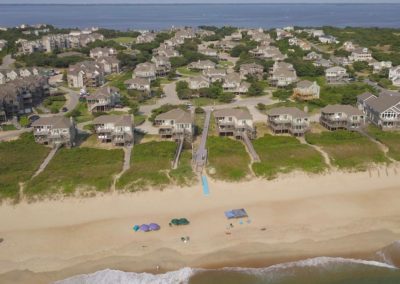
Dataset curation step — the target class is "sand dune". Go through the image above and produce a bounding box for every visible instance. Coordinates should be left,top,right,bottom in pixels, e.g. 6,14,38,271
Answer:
1,166,400,283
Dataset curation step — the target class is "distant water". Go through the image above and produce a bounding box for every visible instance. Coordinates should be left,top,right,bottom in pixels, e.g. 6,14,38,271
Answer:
0,4,400,30
56,241,400,284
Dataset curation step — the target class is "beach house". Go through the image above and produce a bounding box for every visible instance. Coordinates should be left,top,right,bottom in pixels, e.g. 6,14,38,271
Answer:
86,86,120,113
325,66,349,84
189,76,210,90
214,108,256,139
154,108,194,142
292,80,320,101
134,63,157,81
32,116,76,148
269,62,298,87
124,78,151,93
239,63,264,80
357,92,400,130
320,104,365,131
93,115,134,146
266,107,310,136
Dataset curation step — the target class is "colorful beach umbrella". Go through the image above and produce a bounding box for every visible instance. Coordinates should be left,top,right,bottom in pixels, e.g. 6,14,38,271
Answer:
140,224,150,232
179,218,190,225
149,223,160,231
133,225,140,232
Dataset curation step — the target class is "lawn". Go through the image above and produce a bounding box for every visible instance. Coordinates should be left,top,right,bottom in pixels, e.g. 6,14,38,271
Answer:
0,133,50,200
112,37,136,44
43,95,66,113
177,67,200,76
207,136,251,181
26,147,124,197
107,71,133,91
117,141,180,191
366,125,400,161
66,101,93,123
190,97,221,107
306,130,388,170
252,135,326,179
0,124,17,131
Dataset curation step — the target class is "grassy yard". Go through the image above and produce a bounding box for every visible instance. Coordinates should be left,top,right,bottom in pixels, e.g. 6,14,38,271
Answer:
117,141,186,191
0,133,50,200
43,95,66,113
107,71,133,92
366,125,400,161
112,37,136,44
177,67,200,76
252,135,326,179
0,124,17,131
134,114,147,126
190,97,221,107
66,101,93,123
207,136,251,181
26,147,124,197
306,130,388,170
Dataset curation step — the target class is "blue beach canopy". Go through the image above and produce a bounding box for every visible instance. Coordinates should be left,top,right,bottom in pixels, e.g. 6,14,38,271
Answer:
224,209,248,219
133,225,140,231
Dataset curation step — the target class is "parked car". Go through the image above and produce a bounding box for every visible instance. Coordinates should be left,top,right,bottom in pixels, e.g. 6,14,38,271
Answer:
62,107,68,112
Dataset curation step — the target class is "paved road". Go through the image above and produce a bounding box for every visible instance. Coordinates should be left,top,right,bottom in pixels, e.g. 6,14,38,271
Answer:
363,79,399,94
0,55,15,70
59,86,80,112
0,128,32,141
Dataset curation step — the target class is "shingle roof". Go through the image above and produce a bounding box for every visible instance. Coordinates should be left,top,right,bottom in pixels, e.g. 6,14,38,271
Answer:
321,104,363,116
267,107,308,118
214,108,252,120
155,108,192,124
366,92,400,113
32,116,72,129
93,115,133,126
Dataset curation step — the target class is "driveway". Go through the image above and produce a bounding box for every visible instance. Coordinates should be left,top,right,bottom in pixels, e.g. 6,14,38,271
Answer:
59,86,80,112
0,55,15,70
0,128,32,141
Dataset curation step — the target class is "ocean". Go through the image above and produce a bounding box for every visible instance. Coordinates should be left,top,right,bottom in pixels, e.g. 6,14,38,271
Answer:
56,241,400,284
0,4,400,30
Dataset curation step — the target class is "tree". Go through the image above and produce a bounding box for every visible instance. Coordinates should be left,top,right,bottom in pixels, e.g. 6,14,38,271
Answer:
353,61,369,72
248,81,264,97
273,89,292,101
341,93,357,105
218,92,235,103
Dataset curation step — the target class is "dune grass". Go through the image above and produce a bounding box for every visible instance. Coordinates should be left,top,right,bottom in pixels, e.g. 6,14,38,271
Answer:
306,130,388,170
366,125,400,161
207,136,251,181
252,134,326,179
0,133,50,200
170,150,197,186
26,147,124,197
117,141,191,191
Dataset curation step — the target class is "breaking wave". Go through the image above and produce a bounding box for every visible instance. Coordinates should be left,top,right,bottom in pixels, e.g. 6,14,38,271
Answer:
56,242,400,284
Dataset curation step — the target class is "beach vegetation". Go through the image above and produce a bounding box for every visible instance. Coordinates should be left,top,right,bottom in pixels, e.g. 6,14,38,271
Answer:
0,133,50,200
306,130,388,170
26,147,123,197
366,125,400,161
207,136,251,181
252,134,326,179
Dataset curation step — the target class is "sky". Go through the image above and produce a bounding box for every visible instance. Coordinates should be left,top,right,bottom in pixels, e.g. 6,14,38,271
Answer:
1,0,400,3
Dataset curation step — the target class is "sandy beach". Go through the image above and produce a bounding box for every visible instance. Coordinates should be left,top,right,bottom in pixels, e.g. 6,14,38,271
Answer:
1,165,400,283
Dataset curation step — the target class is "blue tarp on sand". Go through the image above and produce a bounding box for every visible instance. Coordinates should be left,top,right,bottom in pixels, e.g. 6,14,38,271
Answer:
224,209,248,219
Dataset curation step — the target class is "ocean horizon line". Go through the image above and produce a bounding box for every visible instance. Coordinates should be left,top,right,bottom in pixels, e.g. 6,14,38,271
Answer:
1,3,400,6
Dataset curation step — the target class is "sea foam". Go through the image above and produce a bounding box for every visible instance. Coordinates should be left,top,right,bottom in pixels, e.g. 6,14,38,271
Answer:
55,267,195,284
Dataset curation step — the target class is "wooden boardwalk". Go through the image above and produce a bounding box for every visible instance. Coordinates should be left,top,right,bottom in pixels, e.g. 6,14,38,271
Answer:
194,110,211,172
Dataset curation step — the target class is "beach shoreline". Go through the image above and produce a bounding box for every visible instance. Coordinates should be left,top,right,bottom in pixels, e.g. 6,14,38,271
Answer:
1,165,400,283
